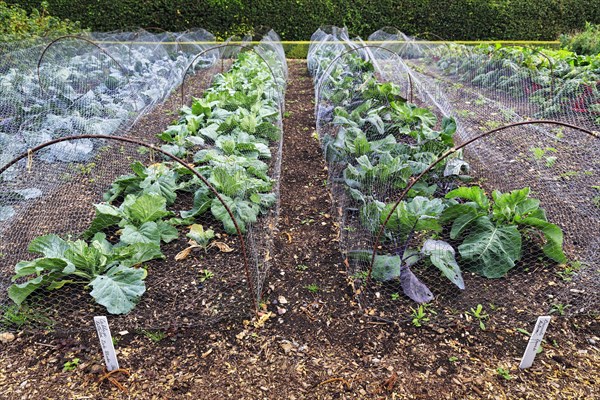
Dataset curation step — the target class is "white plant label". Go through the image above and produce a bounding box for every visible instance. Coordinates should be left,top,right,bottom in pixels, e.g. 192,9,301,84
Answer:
519,316,551,369
94,316,119,371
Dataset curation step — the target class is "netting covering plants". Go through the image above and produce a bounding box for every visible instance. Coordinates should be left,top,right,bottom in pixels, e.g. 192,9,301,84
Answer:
0,30,287,333
309,26,599,327
0,29,217,169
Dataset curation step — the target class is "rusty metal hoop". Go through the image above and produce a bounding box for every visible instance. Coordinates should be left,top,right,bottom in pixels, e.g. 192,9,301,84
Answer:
0,134,260,317
179,43,281,108
315,44,415,121
368,119,598,279
37,35,132,96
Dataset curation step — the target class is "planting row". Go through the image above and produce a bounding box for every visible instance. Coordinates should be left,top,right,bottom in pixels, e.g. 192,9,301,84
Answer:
308,27,567,304
3,33,286,320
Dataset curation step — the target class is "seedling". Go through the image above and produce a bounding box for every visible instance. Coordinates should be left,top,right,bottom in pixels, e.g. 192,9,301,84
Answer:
391,293,400,301
198,269,214,283
466,304,489,330
411,304,435,327
141,329,166,343
496,367,512,380
351,271,369,286
296,264,308,271
448,356,459,363
305,283,319,293
556,261,583,281
549,303,569,316
63,358,80,372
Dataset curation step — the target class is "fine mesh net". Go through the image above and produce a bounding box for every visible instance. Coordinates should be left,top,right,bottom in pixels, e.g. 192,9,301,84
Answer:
0,31,287,333
309,26,599,326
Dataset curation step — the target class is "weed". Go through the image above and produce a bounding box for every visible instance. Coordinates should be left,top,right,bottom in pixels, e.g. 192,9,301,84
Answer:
305,283,319,293
300,218,315,225
141,329,166,343
75,162,96,175
198,269,214,283
283,111,291,118
62,358,80,372
466,304,489,330
411,304,435,327
1,304,52,329
296,264,309,271
311,131,320,142
391,293,400,301
550,303,569,316
556,261,583,281
496,367,512,380
448,356,459,363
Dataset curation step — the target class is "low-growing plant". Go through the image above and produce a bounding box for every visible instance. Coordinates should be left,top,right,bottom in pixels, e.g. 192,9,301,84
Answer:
141,329,166,343
496,367,512,380
411,304,435,327
466,304,489,330
305,283,320,293
62,358,81,372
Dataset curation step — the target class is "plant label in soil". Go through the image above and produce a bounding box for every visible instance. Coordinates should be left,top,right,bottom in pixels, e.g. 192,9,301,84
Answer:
94,316,120,371
519,316,551,369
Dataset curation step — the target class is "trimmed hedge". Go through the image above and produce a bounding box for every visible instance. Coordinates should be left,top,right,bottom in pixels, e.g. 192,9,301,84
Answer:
7,0,600,41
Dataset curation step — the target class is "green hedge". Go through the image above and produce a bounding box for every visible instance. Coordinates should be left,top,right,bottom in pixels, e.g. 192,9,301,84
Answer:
7,0,600,41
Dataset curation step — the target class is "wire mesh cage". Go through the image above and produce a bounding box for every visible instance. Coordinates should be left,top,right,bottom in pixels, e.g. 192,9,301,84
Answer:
308,26,599,327
0,31,288,334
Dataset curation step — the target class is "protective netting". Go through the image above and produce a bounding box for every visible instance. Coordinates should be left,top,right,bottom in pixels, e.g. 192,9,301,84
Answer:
309,26,599,326
0,31,287,333
0,29,216,169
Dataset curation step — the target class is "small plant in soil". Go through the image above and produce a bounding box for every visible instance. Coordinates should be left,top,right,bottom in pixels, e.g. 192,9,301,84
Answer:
1,304,52,329
550,303,569,316
305,283,320,293
141,329,166,343
466,304,489,330
198,269,214,283
62,358,80,372
448,356,459,363
556,261,583,281
496,367,512,380
296,264,308,271
411,304,435,327
390,292,400,301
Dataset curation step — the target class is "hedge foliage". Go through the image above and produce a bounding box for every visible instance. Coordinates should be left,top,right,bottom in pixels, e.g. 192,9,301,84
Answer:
0,1,81,42
7,0,600,41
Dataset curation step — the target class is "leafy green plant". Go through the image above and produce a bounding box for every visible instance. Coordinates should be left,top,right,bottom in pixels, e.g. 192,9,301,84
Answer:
411,304,435,327
496,367,512,380
141,329,166,343
198,269,214,283
8,233,160,314
62,358,81,372
442,186,566,278
466,304,489,330
305,283,320,293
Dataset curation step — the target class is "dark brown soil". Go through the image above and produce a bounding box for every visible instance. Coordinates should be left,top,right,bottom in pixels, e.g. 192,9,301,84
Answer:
0,60,599,400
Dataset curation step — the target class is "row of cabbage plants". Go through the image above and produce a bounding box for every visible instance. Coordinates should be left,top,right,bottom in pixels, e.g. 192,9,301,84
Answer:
6,37,286,316
308,28,567,303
